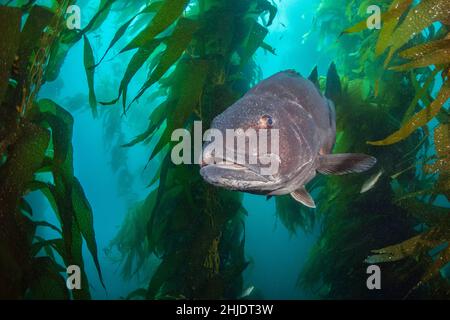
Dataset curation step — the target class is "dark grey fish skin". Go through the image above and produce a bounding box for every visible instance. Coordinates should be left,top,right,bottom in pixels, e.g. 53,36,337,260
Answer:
200,70,376,208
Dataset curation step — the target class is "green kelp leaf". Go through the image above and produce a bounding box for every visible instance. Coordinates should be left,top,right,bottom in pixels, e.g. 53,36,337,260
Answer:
95,1,164,67
121,0,190,52
257,0,277,26
79,0,115,35
150,59,209,160
83,35,97,117
240,21,268,65
132,18,199,105
122,101,167,147
0,6,21,105
147,252,185,299
120,40,162,111
125,288,148,300
34,99,74,169
275,195,315,235
88,0,115,33
31,238,65,260
71,178,104,288
261,42,276,55
68,220,92,300
33,221,63,236
368,79,450,146
385,0,450,67
28,257,69,300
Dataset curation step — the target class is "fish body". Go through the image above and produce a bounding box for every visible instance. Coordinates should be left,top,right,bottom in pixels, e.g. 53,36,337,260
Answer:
200,70,376,208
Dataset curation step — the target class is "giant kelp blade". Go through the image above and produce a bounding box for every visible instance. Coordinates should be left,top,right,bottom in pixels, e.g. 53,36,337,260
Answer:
149,59,209,160
131,18,199,106
399,38,450,60
0,6,21,105
390,49,450,71
122,102,167,147
28,257,69,299
119,39,162,111
80,0,115,35
72,178,105,289
258,0,277,26
95,1,164,67
368,79,450,146
83,35,97,117
275,195,315,235
374,0,413,56
385,0,450,67
34,99,74,168
240,21,268,66
121,0,190,53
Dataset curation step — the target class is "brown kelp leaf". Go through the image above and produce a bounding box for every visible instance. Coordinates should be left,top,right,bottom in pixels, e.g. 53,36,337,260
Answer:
424,124,450,174
0,6,21,105
341,0,412,37
420,246,450,284
121,0,190,52
83,35,97,117
367,79,450,146
365,233,438,264
131,18,199,105
385,0,450,67
375,0,413,56
390,48,450,71
398,38,450,60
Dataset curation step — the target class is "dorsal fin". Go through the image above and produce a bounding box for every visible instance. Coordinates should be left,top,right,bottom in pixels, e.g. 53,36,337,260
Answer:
325,62,342,102
308,66,320,89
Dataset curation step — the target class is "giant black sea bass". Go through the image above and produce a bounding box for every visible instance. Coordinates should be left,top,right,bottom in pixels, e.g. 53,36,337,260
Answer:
200,68,377,208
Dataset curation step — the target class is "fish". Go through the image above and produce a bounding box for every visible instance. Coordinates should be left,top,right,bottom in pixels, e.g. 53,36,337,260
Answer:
360,169,384,194
239,285,255,299
200,67,377,208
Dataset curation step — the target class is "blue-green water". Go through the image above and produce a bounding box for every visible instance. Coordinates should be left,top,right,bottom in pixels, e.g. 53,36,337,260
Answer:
20,0,448,300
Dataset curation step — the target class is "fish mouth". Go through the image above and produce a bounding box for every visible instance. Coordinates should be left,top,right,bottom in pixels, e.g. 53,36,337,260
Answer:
199,156,272,190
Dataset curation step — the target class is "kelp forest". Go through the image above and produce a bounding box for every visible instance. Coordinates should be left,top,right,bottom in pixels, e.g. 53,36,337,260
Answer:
0,0,448,300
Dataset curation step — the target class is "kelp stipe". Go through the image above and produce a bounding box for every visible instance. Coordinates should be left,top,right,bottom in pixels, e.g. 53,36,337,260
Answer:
298,0,449,299
0,1,107,299
99,0,278,299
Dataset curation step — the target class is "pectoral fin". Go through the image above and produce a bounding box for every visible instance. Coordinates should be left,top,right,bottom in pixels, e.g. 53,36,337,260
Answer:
318,153,377,175
291,187,316,208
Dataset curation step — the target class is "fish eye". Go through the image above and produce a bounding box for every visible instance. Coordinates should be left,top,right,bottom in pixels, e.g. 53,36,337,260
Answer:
259,115,274,128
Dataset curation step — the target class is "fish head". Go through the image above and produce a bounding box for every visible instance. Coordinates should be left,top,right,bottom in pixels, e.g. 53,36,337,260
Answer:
200,93,313,193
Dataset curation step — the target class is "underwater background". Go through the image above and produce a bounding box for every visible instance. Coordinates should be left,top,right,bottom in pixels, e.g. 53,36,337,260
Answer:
0,0,449,300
